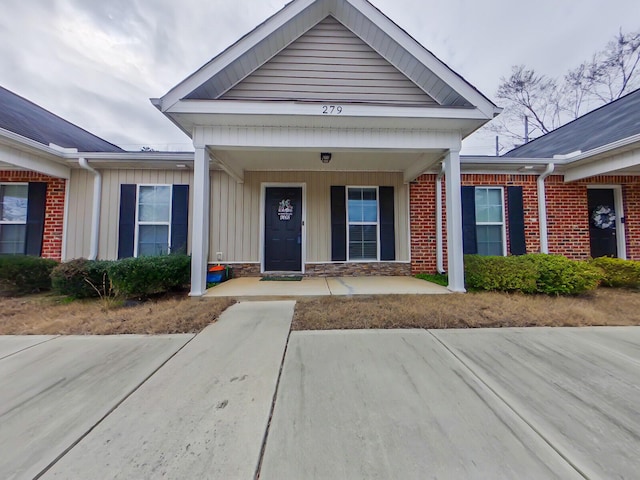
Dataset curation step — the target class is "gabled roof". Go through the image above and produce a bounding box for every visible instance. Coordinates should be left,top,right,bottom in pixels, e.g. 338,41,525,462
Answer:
156,0,499,118
0,86,123,153
504,88,640,158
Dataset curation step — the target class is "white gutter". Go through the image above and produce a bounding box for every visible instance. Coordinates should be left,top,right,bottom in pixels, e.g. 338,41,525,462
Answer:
78,157,101,260
436,162,446,274
537,163,555,254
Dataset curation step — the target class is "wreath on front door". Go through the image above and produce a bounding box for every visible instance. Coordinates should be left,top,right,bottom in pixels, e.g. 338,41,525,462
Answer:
591,205,616,229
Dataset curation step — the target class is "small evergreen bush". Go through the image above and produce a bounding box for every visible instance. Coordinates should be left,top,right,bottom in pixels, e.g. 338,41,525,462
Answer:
590,257,640,288
51,259,114,298
464,254,602,295
464,255,538,293
0,255,58,296
522,254,602,295
107,254,191,297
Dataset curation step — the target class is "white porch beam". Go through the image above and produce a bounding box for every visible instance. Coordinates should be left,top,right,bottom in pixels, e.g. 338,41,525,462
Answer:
404,152,442,183
564,148,640,182
190,145,211,297
0,143,70,179
445,149,466,293
198,125,461,151
209,150,244,183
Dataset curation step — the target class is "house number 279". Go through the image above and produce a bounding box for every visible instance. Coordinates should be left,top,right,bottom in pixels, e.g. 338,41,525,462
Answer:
322,105,343,115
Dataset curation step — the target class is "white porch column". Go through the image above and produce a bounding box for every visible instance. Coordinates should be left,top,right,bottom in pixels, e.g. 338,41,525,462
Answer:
190,144,210,296
445,149,466,293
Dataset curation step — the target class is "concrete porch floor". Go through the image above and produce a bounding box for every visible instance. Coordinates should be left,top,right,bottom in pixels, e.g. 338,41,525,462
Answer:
202,276,450,298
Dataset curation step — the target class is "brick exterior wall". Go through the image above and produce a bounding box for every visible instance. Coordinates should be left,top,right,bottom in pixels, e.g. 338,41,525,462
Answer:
0,171,66,261
410,173,640,274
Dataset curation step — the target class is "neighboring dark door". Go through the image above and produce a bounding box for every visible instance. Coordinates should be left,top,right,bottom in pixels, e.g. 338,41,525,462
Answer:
264,187,303,271
587,188,617,258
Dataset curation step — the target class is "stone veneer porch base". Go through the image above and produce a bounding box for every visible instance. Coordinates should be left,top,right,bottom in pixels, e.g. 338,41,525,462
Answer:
215,262,412,278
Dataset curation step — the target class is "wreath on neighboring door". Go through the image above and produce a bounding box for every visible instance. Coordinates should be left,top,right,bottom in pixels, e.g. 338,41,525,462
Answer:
591,205,616,229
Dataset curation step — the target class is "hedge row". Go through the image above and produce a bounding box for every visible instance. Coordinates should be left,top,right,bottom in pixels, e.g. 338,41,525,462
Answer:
0,254,191,298
590,257,640,288
0,256,58,296
464,254,604,295
49,254,191,299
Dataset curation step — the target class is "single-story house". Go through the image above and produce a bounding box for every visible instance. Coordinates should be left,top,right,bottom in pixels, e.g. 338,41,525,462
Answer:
1,0,639,296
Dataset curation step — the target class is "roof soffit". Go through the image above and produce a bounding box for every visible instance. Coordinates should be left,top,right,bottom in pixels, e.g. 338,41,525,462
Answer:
158,0,497,117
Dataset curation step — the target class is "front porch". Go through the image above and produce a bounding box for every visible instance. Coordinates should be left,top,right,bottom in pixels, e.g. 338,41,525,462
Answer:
203,276,450,298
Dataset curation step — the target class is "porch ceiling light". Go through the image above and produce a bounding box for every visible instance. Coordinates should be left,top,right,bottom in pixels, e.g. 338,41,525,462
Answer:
320,152,332,164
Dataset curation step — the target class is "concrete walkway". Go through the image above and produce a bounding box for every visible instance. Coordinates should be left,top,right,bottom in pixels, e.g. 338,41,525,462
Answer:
204,275,450,298
0,334,193,480
42,301,293,479
3,311,640,479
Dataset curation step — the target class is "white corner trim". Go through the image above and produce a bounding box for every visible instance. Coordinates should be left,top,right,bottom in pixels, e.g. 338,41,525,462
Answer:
78,158,102,260
537,163,555,254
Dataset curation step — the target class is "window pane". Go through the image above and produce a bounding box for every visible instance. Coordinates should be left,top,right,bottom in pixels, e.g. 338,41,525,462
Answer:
0,224,26,254
488,205,503,222
138,225,169,256
348,188,377,223
139,186,170,222
487,189,503,205
349,225,378,260
475,205,489,223
476,225,503,256
0,184,28,222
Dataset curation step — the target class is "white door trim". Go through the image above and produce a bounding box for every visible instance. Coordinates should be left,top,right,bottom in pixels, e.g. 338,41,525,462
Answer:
260,182,307,274
587,185,626,259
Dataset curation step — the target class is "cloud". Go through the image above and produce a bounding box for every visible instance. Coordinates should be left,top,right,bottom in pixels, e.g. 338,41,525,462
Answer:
0,0,637,155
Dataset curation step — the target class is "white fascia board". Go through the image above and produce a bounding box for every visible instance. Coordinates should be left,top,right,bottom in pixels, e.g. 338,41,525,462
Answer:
564,148,640,182
68,152,194,161
167,99,487,120
559,134,640,164
346,0,499,119
159,0,318,110
0,127,70,159
461,156,569,166
0,143,70,179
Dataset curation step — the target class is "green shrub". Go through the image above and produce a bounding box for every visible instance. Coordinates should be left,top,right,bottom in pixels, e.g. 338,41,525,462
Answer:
0,255,58,296
107,254,191,297
415,273,448,287
521,254,603,295
464,255,538,293
464,254,602,295
51,259,114,299
590,257,640,288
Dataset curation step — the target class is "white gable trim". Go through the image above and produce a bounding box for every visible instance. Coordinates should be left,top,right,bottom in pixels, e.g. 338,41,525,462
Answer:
158,0,320,110
157,0,499,118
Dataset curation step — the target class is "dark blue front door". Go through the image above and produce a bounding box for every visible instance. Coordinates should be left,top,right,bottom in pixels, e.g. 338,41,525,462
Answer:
264,187,302,271
588,188,618,258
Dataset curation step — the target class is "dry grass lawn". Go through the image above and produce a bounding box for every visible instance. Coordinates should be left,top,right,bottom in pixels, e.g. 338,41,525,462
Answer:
293,288,640,330
0,294,235,335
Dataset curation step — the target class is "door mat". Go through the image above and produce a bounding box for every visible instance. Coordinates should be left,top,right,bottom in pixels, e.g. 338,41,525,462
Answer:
260,276,303,281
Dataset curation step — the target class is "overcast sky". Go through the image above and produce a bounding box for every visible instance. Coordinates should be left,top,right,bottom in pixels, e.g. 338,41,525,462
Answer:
1,0,638,154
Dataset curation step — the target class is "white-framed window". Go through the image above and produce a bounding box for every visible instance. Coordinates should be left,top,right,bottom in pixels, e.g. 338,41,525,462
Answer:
0,183,28,255
474,187,506,256
135,185,172,257
347,186,379,261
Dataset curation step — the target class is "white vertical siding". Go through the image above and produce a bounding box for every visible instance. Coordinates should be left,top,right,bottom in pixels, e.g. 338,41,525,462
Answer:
65,169,194,260
210,170,409,263
220,17,436,106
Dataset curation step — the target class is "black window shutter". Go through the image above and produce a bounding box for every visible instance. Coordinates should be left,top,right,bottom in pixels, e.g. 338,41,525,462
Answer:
25,182,47,256
171,185,189,255
379,186,395,261
330,186,347,261
508,186,527,255
118,184,137,259
461,186,478,255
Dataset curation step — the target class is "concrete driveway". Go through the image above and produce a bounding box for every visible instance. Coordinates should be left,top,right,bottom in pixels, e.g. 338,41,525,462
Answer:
1,302,639,479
